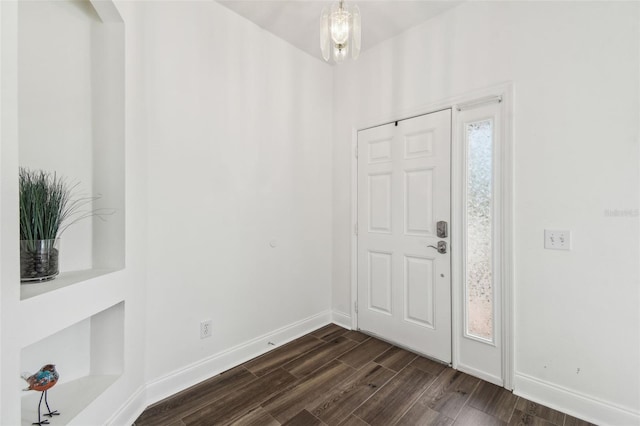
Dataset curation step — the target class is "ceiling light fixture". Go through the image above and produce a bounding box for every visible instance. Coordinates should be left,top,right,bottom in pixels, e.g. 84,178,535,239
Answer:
320,0,361,63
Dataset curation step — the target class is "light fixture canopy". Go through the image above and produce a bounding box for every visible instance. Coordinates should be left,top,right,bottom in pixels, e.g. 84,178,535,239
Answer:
320,0,361,63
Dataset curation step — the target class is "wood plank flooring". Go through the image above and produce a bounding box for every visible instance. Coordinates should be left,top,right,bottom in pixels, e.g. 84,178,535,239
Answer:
134,324,595,426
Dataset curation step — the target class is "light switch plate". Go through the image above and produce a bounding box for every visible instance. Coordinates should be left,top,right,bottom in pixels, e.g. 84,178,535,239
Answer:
544,230,571,250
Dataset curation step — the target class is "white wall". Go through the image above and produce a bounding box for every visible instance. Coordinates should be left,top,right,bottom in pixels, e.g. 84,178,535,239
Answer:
332,2,639,424
137,0,333,390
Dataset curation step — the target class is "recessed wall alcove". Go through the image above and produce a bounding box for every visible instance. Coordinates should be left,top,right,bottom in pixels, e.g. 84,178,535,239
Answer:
18,0,125,301
20,302,124,426
0,0,128,424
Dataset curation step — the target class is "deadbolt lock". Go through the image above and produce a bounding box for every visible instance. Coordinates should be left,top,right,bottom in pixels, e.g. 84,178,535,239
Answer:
437,221,448,238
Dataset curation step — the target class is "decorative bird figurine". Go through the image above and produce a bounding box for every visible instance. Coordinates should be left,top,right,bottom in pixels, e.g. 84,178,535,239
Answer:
22,364,60,425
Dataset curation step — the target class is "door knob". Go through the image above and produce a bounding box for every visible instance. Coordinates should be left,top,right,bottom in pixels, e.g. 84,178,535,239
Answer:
427,241,447,254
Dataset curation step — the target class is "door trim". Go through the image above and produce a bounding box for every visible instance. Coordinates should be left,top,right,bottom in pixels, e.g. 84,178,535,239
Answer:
350,83,514,390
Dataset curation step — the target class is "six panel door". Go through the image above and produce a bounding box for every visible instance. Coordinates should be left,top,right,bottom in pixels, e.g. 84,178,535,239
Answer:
357,109,452,363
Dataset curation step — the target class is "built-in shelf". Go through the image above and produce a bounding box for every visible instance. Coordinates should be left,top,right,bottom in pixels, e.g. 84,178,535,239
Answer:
21,375,120,426
1,0,128,424
20,302,124,426
19,271,126,350
20,268,120,301
17,0,125,297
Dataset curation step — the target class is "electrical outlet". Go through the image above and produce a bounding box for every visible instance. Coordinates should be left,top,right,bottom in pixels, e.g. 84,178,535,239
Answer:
544,230,571,250
200,320,212,339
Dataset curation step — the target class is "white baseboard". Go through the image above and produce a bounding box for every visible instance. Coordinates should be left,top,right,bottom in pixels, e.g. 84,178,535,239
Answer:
457,363,503,388
514,372,640,426
109,310,331,426
107,385,146,426
331,310,352,329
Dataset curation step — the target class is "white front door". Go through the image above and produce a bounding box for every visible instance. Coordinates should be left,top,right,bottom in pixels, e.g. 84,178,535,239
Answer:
357,109,452,363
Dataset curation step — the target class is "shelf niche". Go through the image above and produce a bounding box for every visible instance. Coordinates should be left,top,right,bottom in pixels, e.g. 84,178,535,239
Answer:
18,0,125,300
20,301,124,426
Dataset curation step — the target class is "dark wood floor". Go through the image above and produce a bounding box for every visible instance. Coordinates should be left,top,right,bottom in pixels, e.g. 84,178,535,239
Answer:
134,324,594,426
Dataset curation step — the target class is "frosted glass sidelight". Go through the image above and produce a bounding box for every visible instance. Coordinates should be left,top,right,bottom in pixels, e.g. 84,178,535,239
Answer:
466,120,493,340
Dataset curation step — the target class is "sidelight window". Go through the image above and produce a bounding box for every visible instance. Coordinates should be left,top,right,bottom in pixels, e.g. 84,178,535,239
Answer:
465,119,494,341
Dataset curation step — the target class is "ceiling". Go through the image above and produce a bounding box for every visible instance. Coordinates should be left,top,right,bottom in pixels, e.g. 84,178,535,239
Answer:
216,1,464,63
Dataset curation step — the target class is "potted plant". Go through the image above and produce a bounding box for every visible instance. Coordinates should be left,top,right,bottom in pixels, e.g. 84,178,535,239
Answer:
19,167,103,283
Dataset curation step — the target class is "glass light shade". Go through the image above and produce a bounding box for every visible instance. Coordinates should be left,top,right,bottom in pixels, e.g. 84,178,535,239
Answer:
320,7,331,61
320,0,360,63
330,7,350,45
351,5,361,59
333,43,348,63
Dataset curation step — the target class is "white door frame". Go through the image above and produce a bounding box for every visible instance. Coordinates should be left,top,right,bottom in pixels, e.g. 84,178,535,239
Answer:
349,83,515,390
